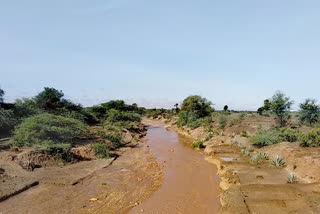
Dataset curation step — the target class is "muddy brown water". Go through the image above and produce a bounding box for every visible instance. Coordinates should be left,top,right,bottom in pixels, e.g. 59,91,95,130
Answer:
129,125,221,214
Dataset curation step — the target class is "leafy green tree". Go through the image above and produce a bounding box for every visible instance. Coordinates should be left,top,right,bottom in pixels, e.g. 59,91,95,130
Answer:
178,95,214,128
13,98,38,119
269,91,293,127
174,103,180,114
101,100,127,111
35,87,64,111
299,99,320,125
263,99,271,111
257,99,271,115
180,95,213,118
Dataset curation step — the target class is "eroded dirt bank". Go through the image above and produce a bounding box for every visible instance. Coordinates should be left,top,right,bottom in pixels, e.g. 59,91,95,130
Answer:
162,115,320,214
129,119,221,214
0,145,162,214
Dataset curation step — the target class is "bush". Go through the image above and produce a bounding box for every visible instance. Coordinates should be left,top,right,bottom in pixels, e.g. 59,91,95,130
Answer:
269,91,293,127
299,99,320,126
191,140,205,149
13,98,38,119
178,111,211,129
92,143,109,159
270,155,286,167
178,95,214,128
98,125,123,148
37,140,73,162
287,172,297,184
11,113,88,147
180,95,214,118
299,129,320,147
204,132,213,141
250,128,281,147
0,108,16,133
279,127,299,142
107,109,141,123
218,114,228,129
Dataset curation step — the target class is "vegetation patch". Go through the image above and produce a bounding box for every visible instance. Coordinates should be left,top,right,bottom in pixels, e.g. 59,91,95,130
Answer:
192,140,205,149
270,155,286,167
299,129,320,147
92,143,109,159
11,113,88,147
250,128,281,147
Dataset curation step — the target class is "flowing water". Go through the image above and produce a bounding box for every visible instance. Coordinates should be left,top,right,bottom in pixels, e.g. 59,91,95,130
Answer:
129,124,221,214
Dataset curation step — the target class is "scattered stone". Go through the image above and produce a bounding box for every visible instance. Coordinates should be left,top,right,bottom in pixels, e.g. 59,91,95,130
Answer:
89,198,98,202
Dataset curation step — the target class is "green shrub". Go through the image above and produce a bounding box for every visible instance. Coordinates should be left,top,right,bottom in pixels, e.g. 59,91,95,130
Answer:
250,151,268,163
270,155,286,167
257,151,269,160
299,99,320,126
39,140,73,162
92,143,109,159
241,148,251,157
11,113,88,147
250,128,281,147
218,114,228,129
192,140,205,149
0,108,16,132
204,132,214,141
287,172,297,184
299,129,320,147
13,98,38,119
178,111,211,129
178,95,214,128
107,109,141,123
250,154,261,163
279,127,299,142
98,125,123,148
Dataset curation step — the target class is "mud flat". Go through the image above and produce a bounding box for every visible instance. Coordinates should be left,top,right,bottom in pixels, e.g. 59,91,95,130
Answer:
129,119,221,214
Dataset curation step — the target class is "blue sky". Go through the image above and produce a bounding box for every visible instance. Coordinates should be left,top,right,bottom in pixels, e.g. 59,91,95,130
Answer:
1,0,320,110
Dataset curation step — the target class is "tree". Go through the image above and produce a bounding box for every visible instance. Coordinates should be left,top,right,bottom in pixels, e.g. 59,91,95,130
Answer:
299,99,320,126
263,99,271,111
269,91,293,127
257,99,271,115
223,105,229,111
174,103,180,114
0,88,4,103
101,100,127,111
35,87,64,111
180,95,214,118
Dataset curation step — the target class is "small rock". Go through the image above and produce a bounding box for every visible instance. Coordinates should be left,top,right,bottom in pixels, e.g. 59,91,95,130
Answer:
170,149,174,152
89,198,98,202
141,209,144,212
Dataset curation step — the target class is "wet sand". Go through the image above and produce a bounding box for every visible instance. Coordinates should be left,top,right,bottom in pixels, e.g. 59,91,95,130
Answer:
129,123,221,214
